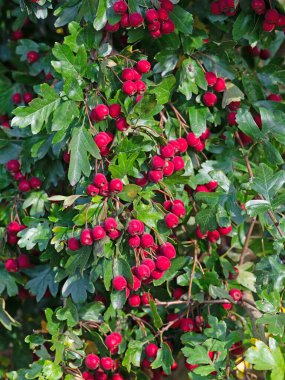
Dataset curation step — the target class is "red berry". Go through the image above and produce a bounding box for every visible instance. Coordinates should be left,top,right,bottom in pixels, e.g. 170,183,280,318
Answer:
259,49,270,60
7,235,18,246
163,161,174,177
128,294,141,307
229,288,242,301
167,313,181,328
156,256,171,271
7,221,21,235
161,19,175,34
93,173,107,187
200,128,211,140
11,30,24,41
164,213,179,228
80,228,93,246
173,287,185,300
141,292,153,305
186,132,199,147
19,179,31,192
29,177,42,189
92,226,106,240
128,236,141,248
160,0,174,12
228,112,237,125
213,77,226,92
109,178,123,193
205,72,217,87
85,354,100,370
109,104,121,119
196,225,208,239
140,233,154,248
171,203,186,218
17,254,31,269
185,360,199,371
172,156,185,172
229,267,239,280
208,230,220,243
23,92,33,104
111,374,124,380
141,258,156,272
180,318,194,332
12,171,24,181
6,160,20,173
265,9,279,24
210,1,221,15
145,343,158,358
105,22,120,32
203,92,217,107
105,333,122,350
129,275,141,291
113,276,127,291
277,14,285,27
135,176,148,187
104,218,117,232
4,258,18,272
12,93,22,104
129,12,144,27
160,143,175,158
63,151,70,164
222,302,232,310
121,68,136,81
151,155,165,170
108,230,121,240
116,117,130,131
101,357,113,371
136,264,151,280
263,21,275,32
145,9,158,23
251,0,265,14
228,101,241,111
82,372,93,380
267,94,282,102
157,8,169,21
135,80,146,94
196,185,209,192
87,184,99,196
27,51,39,63
136,60,151,74
148,170,163,183
218,225,232,235
113,0,128,14
127,219,144,235
68,237,80,251
206,181,218,191
91,104,109,121
176,137,188,152
122,81,137,96
120,13,130,28
159,242,176,259
150,29,162,38
151,269,165,280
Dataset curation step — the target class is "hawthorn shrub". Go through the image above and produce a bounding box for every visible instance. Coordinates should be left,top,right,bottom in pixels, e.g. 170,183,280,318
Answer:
1,0,285,379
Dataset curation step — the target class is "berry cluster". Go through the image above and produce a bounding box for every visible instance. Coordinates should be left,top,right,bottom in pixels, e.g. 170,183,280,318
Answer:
4,253,31,273
12,92,33,105
210,0,237,17
251,0,285,32
86,174,124,197
120,60,151,99
203,71,226,107
246,45,271,60
186,129,210,153
6,159,42,192
164,199,186,229
196,224,232,243
94,132,114,157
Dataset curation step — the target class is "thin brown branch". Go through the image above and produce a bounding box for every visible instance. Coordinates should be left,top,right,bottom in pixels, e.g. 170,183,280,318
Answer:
239,217,256,265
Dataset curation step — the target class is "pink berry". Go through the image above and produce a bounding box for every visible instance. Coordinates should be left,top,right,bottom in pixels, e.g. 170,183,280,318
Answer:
90,104,109,121
186,132,199,147
148,170,163,183
129,12,144,27
160,143,175,158
113,0,128,14
136,264,151,280
29,177,42,189
265,9,279,24
171,203,186,218
87,184,99,196
12,93,22,104
68,237,80,251
163,161,174,177
196,185,209,193
140,233,154,248
122,81,137,96
5,258,18,272
218,225,232,235
267,94,282,102
206,181,218,191
128,236,141,248
85,354,100,370
112,276,127,291
120,13,130,28
213,77,226,92
210,1,221,15
141,258,156,272
6,159,20,172
180,318,194,332
93,173,107,187
172,156,185,172
27,51,39,63
205,72,217,87
159,242,176,259
263,21,275,32
23,92,33,104
229,288,242,301
109,103,121,118
145,9,158,23
128,294,141,307
121,68,136,81
136,60,151,74
135,80,146,94
7,221,21,235
203,92,217,107
164,213,179,228
251,0,265,14
17,254,31,269
127,219,144,235
151,155,165,170
101,357,113,371
145,343,158,358
161,19,175,34
19,179,31,192
158,8,169,21
104,218,118,232
228,112,237,126
160,0,174,12
208,230,220,243
80,228,93,246
92,226,106,240
156,256,171,271
109,178,123,193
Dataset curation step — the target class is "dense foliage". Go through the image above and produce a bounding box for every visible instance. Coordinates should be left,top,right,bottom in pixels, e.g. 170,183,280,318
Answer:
1,0,285,379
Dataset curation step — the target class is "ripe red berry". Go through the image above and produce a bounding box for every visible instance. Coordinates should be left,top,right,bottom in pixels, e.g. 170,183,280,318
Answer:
205,72,217,86
109,178,123,193
208,230,220,243
63,151,70,164
85,354,100,370
206,181,218,191
151,269,165,280
7,235,18,246
17,254,31,269
140,233,154,248
229,267,239,280
229,288,242,301
135,80,146,94
228,101,241,111
93,173,107,187
112,276,127,291
128,294,141,307
92,226,106,240
128,236,141,248
176,137,188,152
103,218,117,232
163,161,174,177
141,292,153,305
101,357,113,371
156,256,171,271
29,177,42,189
159,242,176,259
105,22,120,32
196,185,209,193
158,8,169,21
7,221,21,235
109,103,121,118
259,49,270,61
116,117,129,131
160,143,175,158
213,77,226,92
277,14,285,27
127,219,144,235
129,12,144,27
164,213,179,228
265,9,279,24
151,155,165,170
5,258,18,272
141,258,155,272
223,302,233,310
171,203,186,218
148,170,163,183
19,179,31,192
161,19,175,34
120,13,130,28
86,184,99,196
173,287,185,300
267,94,282,102
122,81,137,96
136,264,151,280
228,111,237,126
263,21,275,32
80,228,93,246
23,92,33,104
129,275,141,291
203,92,217,107
136,60,151,74
135,176,148,187
149,29,162,38
145,9,158,23
186,132,199,147
218,225,232,235
145,343,158,358
172,156,185,172
91,104,109,121
121,68,136,81
105,332,122,350
27,51,39,63
167,313,181,328
251,0,265,14
196,225,208,239
111,374,124,380
185,360,199,371
108,229,121,240
6,160,20,172
11,30,24,41
180,318,194,332
160,0,174,12
113,0,128,14
68,237,80,251
12,93,22,104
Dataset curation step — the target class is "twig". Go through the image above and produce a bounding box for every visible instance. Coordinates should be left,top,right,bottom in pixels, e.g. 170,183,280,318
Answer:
239,217,256,265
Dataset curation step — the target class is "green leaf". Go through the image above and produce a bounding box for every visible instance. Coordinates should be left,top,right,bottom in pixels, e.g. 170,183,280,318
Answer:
209,285,232,301
245,199,271,217
111,290,126,310
22,191,49,217
25,265,58,302
118,184,141,202
52,43,87,79
152,75,176,104
256,314,285,337
236,108,263,140
182,345,211,365
170,6,193,35
122,340,144,372
178,58,206,100
93,0,107,30
56,298,78,328
18,222,52,251
188,106,209,136
11,84,61,134
109,152,139,179
79,302,105,322
62,272,95,303
42,360,63,380
251,164,285,202
232,12,253,41
149,298,163,328
236,262,256,292
63,77,84,101
151,343,174,375
195,206,217,234
115,258,134,287
68,122,101,186
0,267,18,297
0,298,20,330
222,82,244,108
